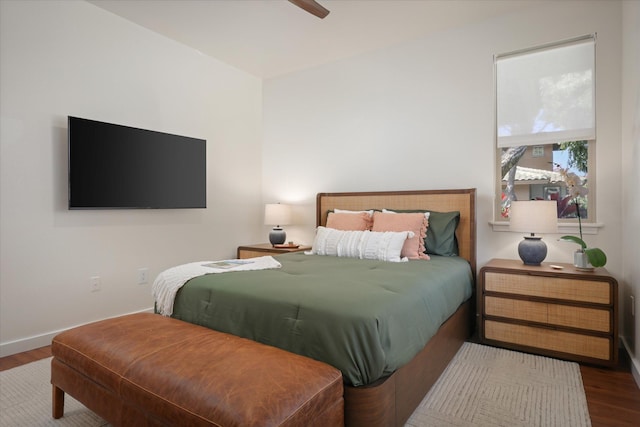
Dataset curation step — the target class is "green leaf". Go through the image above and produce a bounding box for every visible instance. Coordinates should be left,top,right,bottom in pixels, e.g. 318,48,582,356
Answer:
559,235,587,249
585,248,607,267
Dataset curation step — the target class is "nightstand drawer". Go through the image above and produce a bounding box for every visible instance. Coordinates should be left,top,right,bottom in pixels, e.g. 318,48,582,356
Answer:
237,243,311,259
485,320,611,361
485,296,611,332
239,249,273,259
484,271,611,304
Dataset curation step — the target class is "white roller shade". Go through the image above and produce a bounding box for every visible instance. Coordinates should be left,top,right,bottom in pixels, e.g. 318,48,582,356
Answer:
496,36,595,148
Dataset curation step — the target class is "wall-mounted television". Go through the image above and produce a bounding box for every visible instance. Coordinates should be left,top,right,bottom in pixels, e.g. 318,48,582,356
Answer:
68,116,206,209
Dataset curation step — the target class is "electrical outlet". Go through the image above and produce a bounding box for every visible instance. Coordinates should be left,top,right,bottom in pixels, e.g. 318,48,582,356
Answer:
138,268,149,285
90,276,101,292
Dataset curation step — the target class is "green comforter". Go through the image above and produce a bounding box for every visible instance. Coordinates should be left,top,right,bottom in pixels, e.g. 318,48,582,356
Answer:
170,252,473,386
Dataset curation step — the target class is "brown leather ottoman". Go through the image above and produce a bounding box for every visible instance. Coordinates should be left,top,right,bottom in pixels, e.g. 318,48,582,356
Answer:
51,313,344,426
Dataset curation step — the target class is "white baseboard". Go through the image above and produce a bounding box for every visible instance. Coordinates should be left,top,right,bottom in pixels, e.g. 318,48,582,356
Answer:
632,359,640,390
0,307,154,358
621,336,640,390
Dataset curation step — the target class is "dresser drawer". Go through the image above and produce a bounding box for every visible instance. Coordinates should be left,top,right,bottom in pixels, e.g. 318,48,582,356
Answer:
484,272,611,304
485,320,611,361
484,296,611,333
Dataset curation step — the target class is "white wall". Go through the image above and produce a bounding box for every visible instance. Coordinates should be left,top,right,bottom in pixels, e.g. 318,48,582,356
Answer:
621,0,640,386
263,0,631,369
0,0,263,356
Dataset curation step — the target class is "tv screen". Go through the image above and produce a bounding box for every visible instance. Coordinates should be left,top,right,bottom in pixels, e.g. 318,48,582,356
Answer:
68,116,206,209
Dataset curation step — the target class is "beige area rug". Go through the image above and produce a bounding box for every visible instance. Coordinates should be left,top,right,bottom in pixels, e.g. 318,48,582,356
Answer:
0,358,108,427
0,342,590,426
405,342,592,426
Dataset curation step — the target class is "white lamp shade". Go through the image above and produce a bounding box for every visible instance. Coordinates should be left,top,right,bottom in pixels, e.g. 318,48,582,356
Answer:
509,200,558,234
264,203,292,226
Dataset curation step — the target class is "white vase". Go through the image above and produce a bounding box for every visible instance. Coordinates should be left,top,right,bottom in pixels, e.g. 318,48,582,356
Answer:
574,250,593,270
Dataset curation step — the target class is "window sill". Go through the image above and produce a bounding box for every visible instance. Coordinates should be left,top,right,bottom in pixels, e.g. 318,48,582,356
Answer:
490,221,604,235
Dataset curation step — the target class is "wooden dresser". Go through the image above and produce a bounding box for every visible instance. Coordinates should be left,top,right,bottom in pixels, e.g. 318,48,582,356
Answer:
478,258,618,367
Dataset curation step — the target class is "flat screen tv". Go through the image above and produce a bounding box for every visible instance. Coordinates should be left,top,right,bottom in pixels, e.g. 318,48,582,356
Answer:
68,116,206,209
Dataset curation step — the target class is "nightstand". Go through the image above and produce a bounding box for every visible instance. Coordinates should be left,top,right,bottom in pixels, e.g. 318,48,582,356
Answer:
237,243,311,259
478,258,618,367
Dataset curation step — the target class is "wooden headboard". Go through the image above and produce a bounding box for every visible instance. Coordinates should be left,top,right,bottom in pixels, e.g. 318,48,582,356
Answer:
316,189,477,274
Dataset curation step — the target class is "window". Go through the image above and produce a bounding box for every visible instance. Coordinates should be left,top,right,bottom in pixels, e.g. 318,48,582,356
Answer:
495,35,596,224
498,141,594,221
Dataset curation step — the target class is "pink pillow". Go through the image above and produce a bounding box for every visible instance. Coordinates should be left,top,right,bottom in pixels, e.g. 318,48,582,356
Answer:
372,212,429,260
326,212,373,231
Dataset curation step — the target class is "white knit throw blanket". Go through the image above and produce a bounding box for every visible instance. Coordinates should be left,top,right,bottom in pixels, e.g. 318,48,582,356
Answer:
152,256,282,316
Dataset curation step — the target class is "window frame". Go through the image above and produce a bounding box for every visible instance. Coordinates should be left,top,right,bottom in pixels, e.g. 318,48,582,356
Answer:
492,35,599,233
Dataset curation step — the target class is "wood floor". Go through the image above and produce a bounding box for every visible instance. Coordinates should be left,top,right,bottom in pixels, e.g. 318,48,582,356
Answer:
1,344,639,426
579,348,640,427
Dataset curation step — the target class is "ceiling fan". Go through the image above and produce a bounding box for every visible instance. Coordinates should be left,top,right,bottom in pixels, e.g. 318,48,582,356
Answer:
288,0,330,19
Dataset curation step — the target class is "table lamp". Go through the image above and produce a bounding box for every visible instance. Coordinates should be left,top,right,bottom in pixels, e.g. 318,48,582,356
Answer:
509,200,557,266
264,203,292,246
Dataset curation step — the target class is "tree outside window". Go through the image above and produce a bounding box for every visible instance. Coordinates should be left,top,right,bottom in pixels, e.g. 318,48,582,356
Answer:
499,140,592,221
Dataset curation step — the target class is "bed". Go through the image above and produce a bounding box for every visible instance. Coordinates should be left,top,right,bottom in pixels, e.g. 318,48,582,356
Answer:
163,189,476,426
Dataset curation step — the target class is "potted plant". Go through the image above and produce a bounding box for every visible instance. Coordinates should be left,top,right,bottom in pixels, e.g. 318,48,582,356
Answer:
554,164,607,268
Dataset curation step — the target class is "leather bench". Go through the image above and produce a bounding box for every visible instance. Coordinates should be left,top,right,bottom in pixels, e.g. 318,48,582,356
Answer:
51,312,344,426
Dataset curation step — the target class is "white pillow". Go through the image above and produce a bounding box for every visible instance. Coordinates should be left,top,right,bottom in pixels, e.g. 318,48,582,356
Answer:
382,208,431,220
310,226,413,262
334,208,374,217
311,227,359,257
359,229,412,262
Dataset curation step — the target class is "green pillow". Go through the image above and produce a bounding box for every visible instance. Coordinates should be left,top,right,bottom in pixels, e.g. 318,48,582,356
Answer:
425,211,460,257
382,209,460,256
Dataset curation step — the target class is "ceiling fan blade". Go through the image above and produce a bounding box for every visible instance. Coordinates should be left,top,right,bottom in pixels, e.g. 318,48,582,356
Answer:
288,0,330,19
